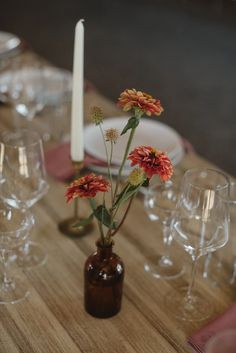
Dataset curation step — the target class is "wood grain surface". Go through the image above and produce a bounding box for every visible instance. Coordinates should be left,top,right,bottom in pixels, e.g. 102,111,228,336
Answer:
0,55,235,353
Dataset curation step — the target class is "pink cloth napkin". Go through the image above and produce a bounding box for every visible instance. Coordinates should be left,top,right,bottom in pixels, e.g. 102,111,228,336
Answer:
188,303,236,353
44,143,108,182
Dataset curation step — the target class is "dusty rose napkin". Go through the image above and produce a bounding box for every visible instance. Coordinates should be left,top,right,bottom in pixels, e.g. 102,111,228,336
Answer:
188,303,236,353
44,143,108,182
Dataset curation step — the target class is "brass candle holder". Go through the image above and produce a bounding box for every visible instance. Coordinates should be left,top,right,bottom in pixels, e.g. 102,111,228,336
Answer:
58,160,93,237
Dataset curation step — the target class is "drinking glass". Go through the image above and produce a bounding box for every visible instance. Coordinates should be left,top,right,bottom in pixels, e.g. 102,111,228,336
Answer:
226,182,236,285
166,168,229,321
9,58,45,121
202,174,231,284
0,129,49,268
144,176,184,279
205,330,236,353
0,202,34,303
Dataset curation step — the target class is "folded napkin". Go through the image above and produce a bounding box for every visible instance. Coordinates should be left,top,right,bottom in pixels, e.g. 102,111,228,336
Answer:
188,303,236,353
45,142,108,182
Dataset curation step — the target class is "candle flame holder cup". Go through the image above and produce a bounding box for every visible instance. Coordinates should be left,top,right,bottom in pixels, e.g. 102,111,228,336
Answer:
58,160,93,237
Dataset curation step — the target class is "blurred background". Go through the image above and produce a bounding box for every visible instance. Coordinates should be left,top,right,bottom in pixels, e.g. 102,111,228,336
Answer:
1,0,236,175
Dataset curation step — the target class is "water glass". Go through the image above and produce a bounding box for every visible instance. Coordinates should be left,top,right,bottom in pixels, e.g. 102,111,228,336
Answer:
144,171,184,279
166,168,229,321
0,129,49,268
0,202,34,304
9,57,45,121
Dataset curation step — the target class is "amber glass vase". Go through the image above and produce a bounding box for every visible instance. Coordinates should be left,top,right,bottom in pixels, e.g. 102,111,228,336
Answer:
84,241,125,318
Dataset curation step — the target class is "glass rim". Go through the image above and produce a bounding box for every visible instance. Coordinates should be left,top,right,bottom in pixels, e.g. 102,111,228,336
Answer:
0,128,42,149
226,181,236,205
183,168,229,192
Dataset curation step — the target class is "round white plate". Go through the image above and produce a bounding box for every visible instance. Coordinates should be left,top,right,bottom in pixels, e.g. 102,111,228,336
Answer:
0,31,21,57
84,117,184,169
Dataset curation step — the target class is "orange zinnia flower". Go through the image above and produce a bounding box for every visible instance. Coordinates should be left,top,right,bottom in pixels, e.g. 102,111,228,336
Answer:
128,146,173,181
66,173,110,202
117,89,164,117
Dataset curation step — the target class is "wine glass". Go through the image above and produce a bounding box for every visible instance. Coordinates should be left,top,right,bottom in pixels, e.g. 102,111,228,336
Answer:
9,57,45,121
144,174,184,279
226,182,236,285
0,202,34,303
202,171,230,284
205,330,236,353
166,168,229,321
0,129,49,268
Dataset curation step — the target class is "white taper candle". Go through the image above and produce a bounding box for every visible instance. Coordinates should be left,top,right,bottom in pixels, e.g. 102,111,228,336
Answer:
70,19,84,161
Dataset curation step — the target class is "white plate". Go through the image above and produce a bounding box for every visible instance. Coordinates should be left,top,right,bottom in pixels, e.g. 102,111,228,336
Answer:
84,117,184,170
0,31,21,57
0,66,72,104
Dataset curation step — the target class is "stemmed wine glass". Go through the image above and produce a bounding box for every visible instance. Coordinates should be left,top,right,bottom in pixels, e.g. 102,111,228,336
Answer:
9,56,45,121
0,129,49,268
144,174,184,279
166,168,229,321
0,202,34,303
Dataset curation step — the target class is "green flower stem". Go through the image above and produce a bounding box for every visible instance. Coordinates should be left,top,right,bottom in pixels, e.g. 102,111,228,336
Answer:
107,127,136,239
114,126,135,199
112,183,131,219
109,141,114,201
111,195,135,237
98,220,105,244
99,124,113,198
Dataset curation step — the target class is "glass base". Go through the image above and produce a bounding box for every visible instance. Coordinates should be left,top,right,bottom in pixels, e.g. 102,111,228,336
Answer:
144,255,184,280
17,241,47,269
165,286,213,321
0,277,29,304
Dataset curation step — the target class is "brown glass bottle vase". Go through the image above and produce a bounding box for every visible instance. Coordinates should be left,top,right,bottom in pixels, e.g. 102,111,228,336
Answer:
84,241,124,318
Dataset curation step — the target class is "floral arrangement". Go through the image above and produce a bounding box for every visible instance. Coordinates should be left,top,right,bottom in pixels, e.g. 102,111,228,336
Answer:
66,89,173,246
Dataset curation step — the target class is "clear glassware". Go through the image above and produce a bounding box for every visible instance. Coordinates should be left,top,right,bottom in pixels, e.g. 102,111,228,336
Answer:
202,171,230,284
226,182,236,285
144,175,184,279
0,202,34,304
9,56,45,121
205,329,236,353
0,129,49,268
165,168,229,321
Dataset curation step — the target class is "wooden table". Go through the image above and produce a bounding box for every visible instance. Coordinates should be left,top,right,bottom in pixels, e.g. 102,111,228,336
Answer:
0,66,235,353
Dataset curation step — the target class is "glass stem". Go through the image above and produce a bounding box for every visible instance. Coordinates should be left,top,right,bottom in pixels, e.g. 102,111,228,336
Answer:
230,259,236,285
159,225,172,266
162,225,171,257
1,250,14,291
203,252,212,279
186,257,198,302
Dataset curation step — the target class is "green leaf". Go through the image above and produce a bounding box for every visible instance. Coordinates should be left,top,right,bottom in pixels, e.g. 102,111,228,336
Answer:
94,205,116,229
142,178,149,187
113,183,130,208
121,187,139,204
121,117,140,135
73,214,94,228
113,184,138,208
